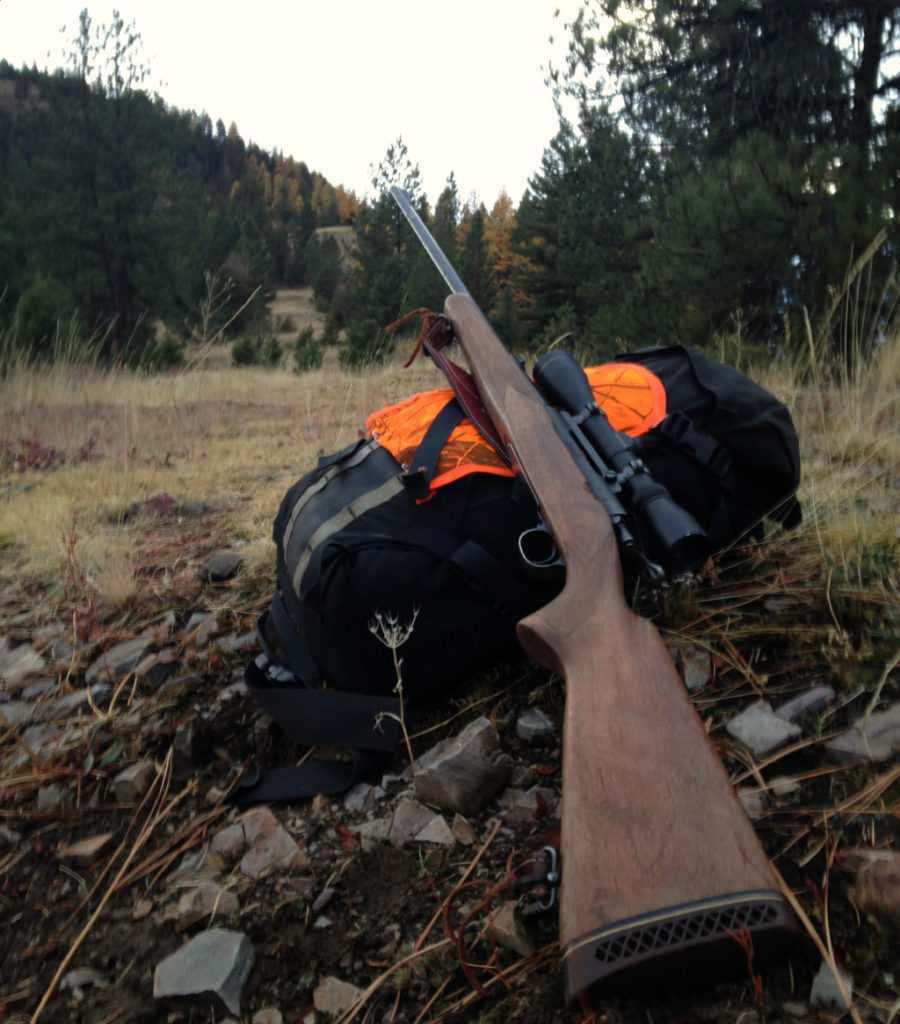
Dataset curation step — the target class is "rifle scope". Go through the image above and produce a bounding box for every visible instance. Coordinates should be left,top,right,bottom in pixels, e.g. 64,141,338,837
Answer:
533,350,710,573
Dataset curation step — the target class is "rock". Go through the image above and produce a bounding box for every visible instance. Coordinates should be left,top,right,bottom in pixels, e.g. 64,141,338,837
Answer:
768,775,802,799
825,702,900,763
312,887,337,914
252,1009,283,1024
726,699,802,758
414,813,455,846
675,644,713,692
343,782,382,813
135,650,175,689
37,783,74,812
55,832,116,867
501,786,559,825
781,1000,808,1018
61,966,109,997
238,807,304,878
0,637,44,686
203,549,244,582
0,700,33,729
349,817,391,851
85,636,155,685
0,824,23,846
47,683,112,720
184,612,220,645
774,684,835,722
737,788,767,819
153,928,254,1016
112,760,157,802
388,798,437,847
489,901,535,957
809,961,853,1011
413,717,512,815
174,882,240,929
20,677,56,699
839,847,900,921
312,976,364,1016
515,707,556,744
133,898,154,920
451,814,477,846
210,821,250,863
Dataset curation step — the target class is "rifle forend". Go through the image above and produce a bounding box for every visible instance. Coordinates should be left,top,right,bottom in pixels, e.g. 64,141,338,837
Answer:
390,188,797,1006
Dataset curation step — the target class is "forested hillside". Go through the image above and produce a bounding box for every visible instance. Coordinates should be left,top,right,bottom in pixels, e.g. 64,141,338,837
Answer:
1,2,898,373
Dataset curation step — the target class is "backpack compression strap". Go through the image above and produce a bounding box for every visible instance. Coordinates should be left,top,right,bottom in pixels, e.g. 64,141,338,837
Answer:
230,616,413,805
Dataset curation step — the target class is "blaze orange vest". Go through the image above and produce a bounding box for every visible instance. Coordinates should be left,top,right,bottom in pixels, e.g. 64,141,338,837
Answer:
366,361,666,494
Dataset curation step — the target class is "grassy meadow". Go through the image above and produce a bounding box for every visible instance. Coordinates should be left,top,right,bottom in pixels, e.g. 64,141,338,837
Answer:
0,313,897,654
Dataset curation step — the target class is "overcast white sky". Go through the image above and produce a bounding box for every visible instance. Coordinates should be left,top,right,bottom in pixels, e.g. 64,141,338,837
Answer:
0,0,579,206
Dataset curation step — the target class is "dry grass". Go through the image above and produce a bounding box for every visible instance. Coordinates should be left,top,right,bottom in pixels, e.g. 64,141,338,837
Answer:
0,342,447,591
0,307,897,620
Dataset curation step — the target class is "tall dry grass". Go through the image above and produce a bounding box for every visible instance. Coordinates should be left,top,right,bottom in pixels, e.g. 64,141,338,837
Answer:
0,345,447,593
0,327,896,622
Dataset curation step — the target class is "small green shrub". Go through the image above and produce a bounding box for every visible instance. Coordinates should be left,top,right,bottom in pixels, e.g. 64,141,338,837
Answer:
231,335,259,366
339,317,393,370
140,333,184,372
260,334,283,367
294,326,323,372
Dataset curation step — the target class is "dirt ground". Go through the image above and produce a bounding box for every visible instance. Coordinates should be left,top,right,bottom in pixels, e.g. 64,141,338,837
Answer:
0,495,896,1024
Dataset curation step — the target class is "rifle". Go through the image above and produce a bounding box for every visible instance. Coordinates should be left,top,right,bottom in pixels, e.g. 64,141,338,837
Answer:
390,187,796,1005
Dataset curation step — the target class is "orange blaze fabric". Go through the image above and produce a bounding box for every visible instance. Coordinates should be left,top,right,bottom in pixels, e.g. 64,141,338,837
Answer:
366,361,666,494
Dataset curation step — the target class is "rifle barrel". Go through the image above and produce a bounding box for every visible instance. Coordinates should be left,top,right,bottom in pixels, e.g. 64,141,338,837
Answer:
390,186,470,297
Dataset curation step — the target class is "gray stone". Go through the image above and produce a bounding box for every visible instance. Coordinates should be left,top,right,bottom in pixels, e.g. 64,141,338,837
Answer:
153,928,254,1016
501,786,559,825
312,887,337,914
203,549,244,582
809,961,853,1011
451,814,477,846
0,637,44,685
488,900,535,957
37,783,74,811
775,685,836,722
0,700,33,729
55,832,116,867
737,788,768,819
135,650,176,689
174,882,240,929
238,807,303,878
210,821,249,862
61,966,109,996
312,976,364,1016
85,637,155,685
252,1009,283,1024
388,797,436,847
676,644,713,692
515,706,556,744
47,684,112,720
825,702,900,764
413,717,512,815
726,699,802,758
0,824,23,846
112,760,157,802
343,782,382,813
21,677,56,699
185,611,219,644
413,814,455,846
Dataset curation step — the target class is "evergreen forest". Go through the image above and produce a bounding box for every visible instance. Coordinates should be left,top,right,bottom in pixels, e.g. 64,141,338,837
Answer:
1,2,898,374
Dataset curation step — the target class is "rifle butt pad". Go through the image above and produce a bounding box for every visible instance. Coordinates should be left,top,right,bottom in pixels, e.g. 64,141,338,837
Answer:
563,889,798,1005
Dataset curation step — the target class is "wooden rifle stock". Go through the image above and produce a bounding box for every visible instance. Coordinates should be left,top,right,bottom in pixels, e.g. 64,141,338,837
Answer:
444,292,796,1005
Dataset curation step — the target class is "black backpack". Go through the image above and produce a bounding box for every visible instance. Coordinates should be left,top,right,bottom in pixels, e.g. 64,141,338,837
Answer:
234,345,801,804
